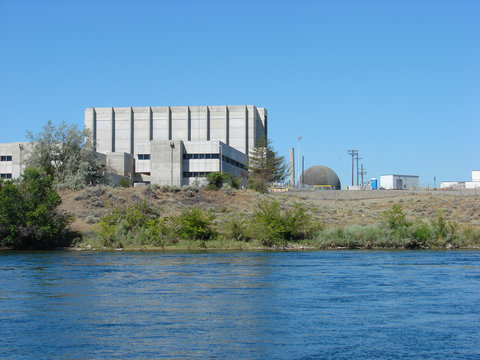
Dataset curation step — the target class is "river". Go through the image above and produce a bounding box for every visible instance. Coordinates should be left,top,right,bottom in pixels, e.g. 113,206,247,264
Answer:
1,250,479,359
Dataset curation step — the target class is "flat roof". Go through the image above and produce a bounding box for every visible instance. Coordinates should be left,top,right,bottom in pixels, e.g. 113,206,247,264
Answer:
380,174,419,178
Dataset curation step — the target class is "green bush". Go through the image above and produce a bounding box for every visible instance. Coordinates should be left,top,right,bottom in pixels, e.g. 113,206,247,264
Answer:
224,217,251,242
0,168,72,249
118,178,131,188
412,221,434,245
182,185,199,197
382,204,410,230
206,172,240,190
176,207,217,240
252,200,319,246
97,201,173,247
247,176,269,193
159,185,181,193
221,183,234,195
431,209,448,241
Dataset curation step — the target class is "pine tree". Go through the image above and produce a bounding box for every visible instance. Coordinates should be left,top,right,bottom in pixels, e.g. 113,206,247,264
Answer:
248,137,287,183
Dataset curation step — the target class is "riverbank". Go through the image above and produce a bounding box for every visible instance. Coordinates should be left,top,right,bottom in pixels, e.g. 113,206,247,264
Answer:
59,186,480,251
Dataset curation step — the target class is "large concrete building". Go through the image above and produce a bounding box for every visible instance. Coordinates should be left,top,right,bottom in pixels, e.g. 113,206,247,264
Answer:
84,105,267,186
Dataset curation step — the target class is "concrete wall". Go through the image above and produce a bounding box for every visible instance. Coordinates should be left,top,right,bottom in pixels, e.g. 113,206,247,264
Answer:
0,142,30,179
85,105,267,157
150,140,185,186
106,152,134,178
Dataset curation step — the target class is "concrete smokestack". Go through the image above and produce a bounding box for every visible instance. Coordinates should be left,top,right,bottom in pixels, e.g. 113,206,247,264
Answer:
289,148,295,187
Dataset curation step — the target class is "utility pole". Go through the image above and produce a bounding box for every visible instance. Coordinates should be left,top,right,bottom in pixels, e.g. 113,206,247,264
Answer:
356,152,361,186
360,163,367,187
297,136,302,188
347,149,358,186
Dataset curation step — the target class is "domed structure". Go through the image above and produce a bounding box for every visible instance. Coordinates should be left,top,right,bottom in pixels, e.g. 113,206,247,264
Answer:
300,166,341,190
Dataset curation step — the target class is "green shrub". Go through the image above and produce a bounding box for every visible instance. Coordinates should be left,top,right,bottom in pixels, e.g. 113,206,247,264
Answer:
382,204,410,230
252,200,319,246
118,178,131,188
224,217,251,242
206,172,224,189
221,183,234,195
247,176,269,193
206,172,239,190
431,209,448,241
176,207,217,240
97,201,172,247
412,221,434,244
0,168,72,249
160,185,181,193
182,185,199,197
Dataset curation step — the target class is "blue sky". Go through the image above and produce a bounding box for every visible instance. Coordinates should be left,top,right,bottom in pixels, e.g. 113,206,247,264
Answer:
1,0,478,187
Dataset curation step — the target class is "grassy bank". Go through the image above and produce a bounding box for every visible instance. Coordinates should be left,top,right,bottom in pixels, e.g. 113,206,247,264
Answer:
69,188,480,251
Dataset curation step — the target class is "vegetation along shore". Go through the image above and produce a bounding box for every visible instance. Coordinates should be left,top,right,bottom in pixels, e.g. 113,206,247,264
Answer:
1,122,479,250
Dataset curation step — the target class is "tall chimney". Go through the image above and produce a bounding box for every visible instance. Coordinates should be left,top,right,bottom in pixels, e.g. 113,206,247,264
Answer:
289,148,295,187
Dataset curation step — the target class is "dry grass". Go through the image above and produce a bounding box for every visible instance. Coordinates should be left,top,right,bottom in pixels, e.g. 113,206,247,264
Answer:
59,187,480,241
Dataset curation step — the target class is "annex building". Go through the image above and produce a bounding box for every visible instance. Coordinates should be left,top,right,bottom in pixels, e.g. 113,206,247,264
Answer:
0,142,30,180
85,105,267,186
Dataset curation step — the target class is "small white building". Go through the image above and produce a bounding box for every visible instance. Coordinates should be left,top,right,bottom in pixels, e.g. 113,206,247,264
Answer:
466,170,480,189
440,171,480,189
380,174,419,190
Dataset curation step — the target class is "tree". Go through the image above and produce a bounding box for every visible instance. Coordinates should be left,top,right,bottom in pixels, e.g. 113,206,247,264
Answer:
0,168,72,249
248,137,287,184
26,121,111,190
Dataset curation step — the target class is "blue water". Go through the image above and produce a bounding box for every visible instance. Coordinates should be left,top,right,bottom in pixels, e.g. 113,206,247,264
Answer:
0,251,479,359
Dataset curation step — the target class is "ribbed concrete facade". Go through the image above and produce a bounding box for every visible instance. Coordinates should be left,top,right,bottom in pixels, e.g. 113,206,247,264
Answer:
85,105,267,157
85,105,267,186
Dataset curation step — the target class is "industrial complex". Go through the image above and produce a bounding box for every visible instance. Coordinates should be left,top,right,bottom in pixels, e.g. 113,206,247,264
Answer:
84,105,267,186
1,103,477,190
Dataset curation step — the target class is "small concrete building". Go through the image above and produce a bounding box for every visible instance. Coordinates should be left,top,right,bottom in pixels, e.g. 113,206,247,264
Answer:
85,105,267,186
380,174,419,190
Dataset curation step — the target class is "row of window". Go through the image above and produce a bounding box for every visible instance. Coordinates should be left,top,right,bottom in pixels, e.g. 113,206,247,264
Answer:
183,171,212,178
137,152,246,172
1,173,12,179
222,155,246,170
137,154,150,160
183,153,220,160
182,153,246,170
1,155,12,162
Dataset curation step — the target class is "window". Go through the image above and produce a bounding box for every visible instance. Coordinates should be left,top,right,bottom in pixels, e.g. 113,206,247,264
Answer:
220,155,245,170
1,173,12,179
183,171,212,178
138,154,150,160
1,155,12,162
184,153,220,160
